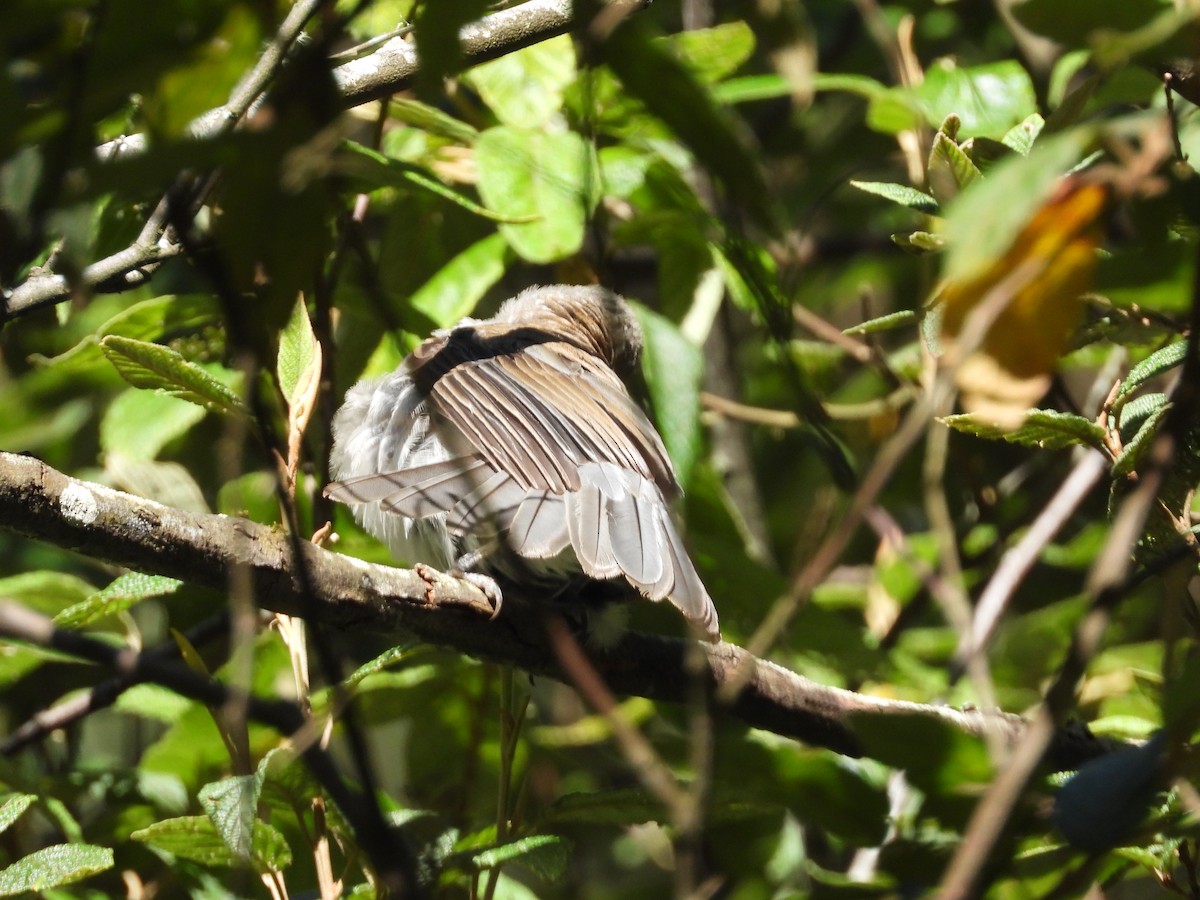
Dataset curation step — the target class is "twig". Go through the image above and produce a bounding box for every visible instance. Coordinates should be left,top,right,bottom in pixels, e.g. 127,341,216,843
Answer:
954,449,1109,673
1,613,229,754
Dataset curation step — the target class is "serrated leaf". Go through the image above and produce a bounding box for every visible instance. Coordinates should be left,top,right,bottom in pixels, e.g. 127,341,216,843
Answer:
844,310,919,336
277,298,319,409
1002,113,1045,155
99,336,246,416
1117,392,1168,441
0,843,113,895
0,795,35,836
941,409,1107,450
55,572,182,627
278,298,322,481
928,131,981,202
409,233,511,328
199,775,260,863
469,835,570,881
850,180,939,214
1116,341,1187,408
131,815,291,873
633,304,702,487
475,126,595,263
1112,400,1171,478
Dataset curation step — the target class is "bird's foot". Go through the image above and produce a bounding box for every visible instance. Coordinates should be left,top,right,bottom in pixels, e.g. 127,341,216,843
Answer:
413,563,503,619
455,571,503,620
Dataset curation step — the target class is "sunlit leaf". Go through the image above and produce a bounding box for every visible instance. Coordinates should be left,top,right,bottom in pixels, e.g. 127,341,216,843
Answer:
850,181,939,214
55,572,183,628
0,844,113,895
409,233,511,328
100,336,246,416
475,126,595,263
941,409,1107,450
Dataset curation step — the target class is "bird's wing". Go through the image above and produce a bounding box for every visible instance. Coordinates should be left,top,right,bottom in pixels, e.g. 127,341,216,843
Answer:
426,341,678,496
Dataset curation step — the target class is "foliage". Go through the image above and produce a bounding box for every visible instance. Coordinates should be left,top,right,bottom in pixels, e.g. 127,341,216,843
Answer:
3,0,1200,897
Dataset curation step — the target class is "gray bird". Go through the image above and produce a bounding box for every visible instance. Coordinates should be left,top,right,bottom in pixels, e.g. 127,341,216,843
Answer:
325,284,720,641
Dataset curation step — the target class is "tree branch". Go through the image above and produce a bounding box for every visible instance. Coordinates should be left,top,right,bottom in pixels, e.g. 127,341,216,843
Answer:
0,451,1118,771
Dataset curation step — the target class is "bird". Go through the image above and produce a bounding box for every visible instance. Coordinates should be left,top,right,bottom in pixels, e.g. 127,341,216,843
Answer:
324,284,720,642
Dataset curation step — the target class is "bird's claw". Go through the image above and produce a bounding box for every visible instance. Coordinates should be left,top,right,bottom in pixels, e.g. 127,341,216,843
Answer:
414,563,503,619
456,571,504,619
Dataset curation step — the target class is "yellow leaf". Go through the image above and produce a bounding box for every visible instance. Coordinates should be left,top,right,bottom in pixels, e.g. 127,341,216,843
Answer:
938,180,1107,426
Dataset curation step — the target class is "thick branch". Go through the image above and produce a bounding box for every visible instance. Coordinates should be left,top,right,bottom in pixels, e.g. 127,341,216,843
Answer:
0,451,1112,770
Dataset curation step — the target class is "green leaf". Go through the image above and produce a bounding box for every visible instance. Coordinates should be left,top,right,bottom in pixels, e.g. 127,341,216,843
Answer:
99,336,246,416
941,409,1107,451
199,775,260,864
0,571,95,616
34,294,222,375
0,844,113,895
927,130,982,202
1117,393,1168,442
55,572,183,628
714,74,794,104
667,22,755,84
101,388,207,460
1115,341,1187,408
475,127,595,263
345,642,426,689
409,233,512,328
0,795,35,836
389,97,479,145
113,684,193,724
464,35,575,127
1001,113,1045,155
844,310,919,335
131,815,291,873
633,304,703,487
1053,732,1165,852
277,297,319,409
1112,400,1171,478
915,60,1039,140
541,789,664,826
850,181,939,214
468,835,570,881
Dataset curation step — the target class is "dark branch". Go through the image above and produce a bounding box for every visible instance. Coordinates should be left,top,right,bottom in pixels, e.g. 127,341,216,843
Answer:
0,451,1116,771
